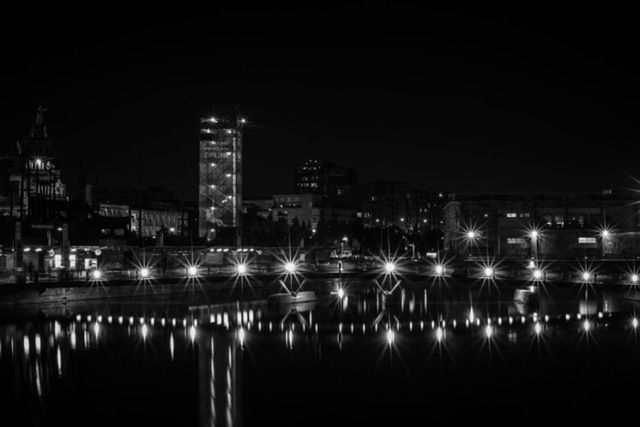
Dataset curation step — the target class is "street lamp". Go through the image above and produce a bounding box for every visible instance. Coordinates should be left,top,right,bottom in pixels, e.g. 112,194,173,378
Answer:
284,262,296,274
384,262,396,274
533,269,543,280
600,228,612,258
528,228,541,265
187,265,198,278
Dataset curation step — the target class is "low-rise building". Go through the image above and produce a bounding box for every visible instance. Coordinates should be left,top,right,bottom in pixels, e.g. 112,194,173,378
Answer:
442,191,640,258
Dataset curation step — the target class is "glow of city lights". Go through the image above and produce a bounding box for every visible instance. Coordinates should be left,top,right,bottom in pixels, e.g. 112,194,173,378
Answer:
583,320,591,332
91,269,101,280
284,262,296,273
236,263,248,275
238,327,245,345
436,327,444,342
189,326,197,342
435,264,444,276
142,324,148,339
337,288,345,299
633,318,638,329
139,268,150,278
533,269,543,280
384,262,396,274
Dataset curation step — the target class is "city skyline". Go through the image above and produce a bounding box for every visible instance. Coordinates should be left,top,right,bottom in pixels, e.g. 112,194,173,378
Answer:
3,4,640,200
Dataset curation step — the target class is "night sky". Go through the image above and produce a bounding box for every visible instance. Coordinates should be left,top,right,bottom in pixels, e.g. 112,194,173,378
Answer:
2,3,640,201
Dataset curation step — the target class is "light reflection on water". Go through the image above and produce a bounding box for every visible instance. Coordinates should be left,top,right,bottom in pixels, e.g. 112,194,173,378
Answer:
2,279,640,426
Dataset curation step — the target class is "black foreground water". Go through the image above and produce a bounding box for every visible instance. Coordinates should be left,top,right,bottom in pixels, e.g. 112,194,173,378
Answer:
2,278,640,426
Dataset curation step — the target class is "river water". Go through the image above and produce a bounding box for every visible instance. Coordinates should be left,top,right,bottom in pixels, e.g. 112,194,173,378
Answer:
2,277,640,426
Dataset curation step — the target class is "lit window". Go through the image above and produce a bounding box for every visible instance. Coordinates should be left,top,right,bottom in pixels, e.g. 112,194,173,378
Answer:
578,237,596,244
506,213,517,218
507,238,526,244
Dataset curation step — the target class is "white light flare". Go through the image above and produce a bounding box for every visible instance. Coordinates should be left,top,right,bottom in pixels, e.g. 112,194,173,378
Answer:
187,265,198,278
284,262,296,273
533,269,543,280
384,262,396,274
485,325,494,339
236,264,248,275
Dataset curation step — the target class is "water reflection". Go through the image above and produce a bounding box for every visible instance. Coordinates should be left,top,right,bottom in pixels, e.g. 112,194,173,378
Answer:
2,280,640,425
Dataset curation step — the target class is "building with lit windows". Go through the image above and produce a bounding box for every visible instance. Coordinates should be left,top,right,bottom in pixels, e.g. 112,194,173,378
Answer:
442,191,640,258
0,106,67,219
199,113,245,242
294,160,357,195
350,181,443,231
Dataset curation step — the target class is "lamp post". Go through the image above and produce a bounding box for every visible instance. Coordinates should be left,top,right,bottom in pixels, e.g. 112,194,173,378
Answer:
600,229,611,258
529,229,539,267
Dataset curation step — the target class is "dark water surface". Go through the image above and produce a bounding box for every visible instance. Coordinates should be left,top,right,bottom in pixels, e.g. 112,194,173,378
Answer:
2,278,640,426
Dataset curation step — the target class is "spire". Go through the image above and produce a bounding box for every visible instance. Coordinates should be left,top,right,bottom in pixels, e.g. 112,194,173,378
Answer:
29,106,48,139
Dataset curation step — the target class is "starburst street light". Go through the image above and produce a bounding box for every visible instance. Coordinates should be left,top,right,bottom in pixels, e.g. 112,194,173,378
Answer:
582,271,591,282
384,262,396,274
284,262,297,273
632,274,639,284
139,267,150,279
236,263,248,275
91,269,102,280
187,265,198,278
435,264,445,276
483,267,494,278
533,269,543,280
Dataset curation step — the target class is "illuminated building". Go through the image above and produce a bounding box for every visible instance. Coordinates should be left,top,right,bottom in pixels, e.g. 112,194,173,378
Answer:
443,191,640,257
294,160,357,195
199,113,245,243
0,106,67,218
353,181,444,231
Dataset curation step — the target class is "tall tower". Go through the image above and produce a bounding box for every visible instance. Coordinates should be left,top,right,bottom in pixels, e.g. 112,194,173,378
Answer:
199,112,245,243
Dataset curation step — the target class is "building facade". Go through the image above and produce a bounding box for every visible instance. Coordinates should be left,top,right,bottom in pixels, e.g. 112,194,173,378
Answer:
199,113,245,242
244,193,355,230
0,107,67,219
294,160,357,196
442,192,640,258
351,181,444,232
98,203,187,238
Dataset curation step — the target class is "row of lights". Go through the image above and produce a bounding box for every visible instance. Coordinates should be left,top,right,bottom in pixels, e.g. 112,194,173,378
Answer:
88,259,640,284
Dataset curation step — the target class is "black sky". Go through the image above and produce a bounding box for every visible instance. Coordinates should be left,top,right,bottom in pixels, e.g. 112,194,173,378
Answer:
2,3,640,201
